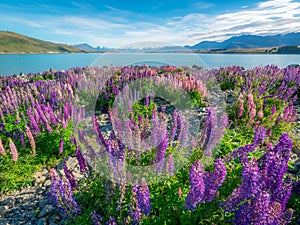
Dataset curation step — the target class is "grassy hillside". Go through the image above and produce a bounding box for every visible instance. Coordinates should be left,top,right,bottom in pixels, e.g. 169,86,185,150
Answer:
0,31,82,53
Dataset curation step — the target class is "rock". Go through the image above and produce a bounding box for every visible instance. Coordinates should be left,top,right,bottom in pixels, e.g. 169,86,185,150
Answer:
38,199,48,208
294,158,300,167
290,152,299,163
1,197,15,207
37,217,46,225
57,156,84,180
0,205,9,217
293,146,300,156
34,170,47,187
48,214,59,223
38,205,55,218
43,179,52,187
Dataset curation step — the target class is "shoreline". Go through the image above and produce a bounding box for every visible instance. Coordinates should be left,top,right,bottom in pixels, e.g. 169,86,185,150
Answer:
1,51,300,55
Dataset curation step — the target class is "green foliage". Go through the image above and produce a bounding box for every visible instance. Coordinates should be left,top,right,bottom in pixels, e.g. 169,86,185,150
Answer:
220,81,235,91
0,119,75,194
188,90,206,107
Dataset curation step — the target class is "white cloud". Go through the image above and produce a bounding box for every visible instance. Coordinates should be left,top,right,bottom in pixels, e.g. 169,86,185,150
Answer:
1,0,300,47
184,0,300,45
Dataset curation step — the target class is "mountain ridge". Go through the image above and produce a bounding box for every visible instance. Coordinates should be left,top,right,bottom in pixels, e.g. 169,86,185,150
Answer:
185,33,300,50
0,31,82,53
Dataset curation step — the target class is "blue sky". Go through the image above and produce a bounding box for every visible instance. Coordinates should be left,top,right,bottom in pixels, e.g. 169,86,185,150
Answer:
1,0,300,47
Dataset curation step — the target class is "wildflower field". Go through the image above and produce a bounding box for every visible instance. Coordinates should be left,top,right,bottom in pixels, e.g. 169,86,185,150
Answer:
0,65,300,224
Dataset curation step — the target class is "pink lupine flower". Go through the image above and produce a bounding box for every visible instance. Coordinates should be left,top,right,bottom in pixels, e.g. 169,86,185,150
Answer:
178,188,183,197
247,93,256,126
247,93,254,111
266,142,274,150
50,167,59,180
0,139,5,155
258,109,264,119
26,126,36,156
9,139,18,162
238,94,244,118
59,138,64,154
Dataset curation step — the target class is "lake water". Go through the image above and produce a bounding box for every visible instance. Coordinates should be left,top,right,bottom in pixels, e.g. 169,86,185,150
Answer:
0,53,300,76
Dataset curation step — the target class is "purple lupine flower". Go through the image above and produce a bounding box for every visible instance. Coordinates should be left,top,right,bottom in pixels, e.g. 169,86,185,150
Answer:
227,143,256,162
19,130,25,147
155,131,168,173
200,107,226,157
0,109,4,123
184,160,205,210
201,158,226,203
27,110,40,135
48,170,67,218
106,217,116,225
63,162,77,190
178,120,189,148
59,138,64,154
130,183,141,225
136,178,151,215
220,158,259,212
90,211,103,225
176,113,184,144
253,126,266,145
234,190,271,225
170,111,178,142
0,139,5,155
25,126,36,156
9,138,18,162
92,115,107,147
280,208,294,224
270,105,276,119
222,133,294,224
63,103,69,121
272,175,293,212
145,95,149,106
166,154,175,176
48,168,81,218
75,143,87,173
259,133,292,192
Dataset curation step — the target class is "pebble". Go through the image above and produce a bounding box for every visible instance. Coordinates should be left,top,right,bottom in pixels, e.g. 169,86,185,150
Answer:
37,218,46,225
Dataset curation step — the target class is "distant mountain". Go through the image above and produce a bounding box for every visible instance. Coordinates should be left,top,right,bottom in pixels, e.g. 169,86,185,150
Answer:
0,31,81,53
72,43,112,52
186,33,300,50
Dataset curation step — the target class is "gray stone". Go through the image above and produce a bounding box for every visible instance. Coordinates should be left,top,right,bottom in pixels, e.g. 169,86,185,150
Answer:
1,197,15,207
0,205,9,218
37,217,46,225
48,214,59,223
290,152,299,163
43,179,52,187
38,199,48,208
34,170,47,187
38,205,54,218
293,146,300,156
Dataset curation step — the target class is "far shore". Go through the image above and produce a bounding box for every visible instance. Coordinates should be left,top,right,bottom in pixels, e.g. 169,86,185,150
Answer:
1,46,300,55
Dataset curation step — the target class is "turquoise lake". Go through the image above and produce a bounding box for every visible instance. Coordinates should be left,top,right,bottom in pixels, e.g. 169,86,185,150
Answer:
0,53,300,76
